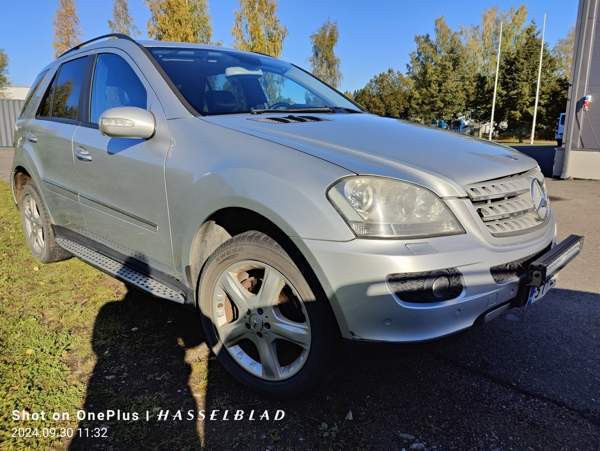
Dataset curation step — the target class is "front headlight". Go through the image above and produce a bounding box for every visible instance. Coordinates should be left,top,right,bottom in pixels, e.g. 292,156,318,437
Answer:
327,176,464,239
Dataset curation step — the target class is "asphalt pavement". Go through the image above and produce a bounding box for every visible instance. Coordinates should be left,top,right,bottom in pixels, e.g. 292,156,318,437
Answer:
1,146,599,448
511,145,557,177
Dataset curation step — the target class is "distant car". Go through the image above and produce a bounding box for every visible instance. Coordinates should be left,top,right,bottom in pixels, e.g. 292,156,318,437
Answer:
555,112,565,146
11,34,583,397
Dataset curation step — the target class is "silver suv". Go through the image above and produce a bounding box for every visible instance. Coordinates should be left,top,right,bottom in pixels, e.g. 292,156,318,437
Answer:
12,34,582,397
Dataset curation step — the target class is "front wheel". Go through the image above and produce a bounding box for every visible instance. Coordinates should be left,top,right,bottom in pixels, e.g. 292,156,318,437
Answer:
198,231,336,398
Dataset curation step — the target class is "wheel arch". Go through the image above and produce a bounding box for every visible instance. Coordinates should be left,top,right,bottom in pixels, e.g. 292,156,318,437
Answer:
186,206,342,337
12,165,32,207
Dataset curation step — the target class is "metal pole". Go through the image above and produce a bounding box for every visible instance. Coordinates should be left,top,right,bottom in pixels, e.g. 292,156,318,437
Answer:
488,22,503,141
530,12,547,144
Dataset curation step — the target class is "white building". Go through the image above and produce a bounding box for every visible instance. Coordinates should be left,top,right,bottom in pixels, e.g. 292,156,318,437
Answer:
0,85,30,100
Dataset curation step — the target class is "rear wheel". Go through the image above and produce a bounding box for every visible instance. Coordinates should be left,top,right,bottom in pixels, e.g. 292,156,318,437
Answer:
19,182,71,263
198,231,336,397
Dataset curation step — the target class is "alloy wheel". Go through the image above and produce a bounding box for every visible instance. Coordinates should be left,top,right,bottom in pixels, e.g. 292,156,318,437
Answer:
23,194,45,254
212,260,311,381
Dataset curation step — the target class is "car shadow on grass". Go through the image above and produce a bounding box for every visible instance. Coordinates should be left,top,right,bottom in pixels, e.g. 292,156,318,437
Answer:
69,279,206,449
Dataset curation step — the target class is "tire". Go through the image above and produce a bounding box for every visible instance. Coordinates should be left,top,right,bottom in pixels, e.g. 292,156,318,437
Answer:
19,182,71,263
198,231,336,398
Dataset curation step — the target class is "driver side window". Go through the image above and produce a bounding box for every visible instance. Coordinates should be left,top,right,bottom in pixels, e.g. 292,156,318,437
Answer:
90,53,147,125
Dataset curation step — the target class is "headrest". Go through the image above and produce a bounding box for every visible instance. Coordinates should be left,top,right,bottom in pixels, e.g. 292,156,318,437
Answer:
205,90,237,114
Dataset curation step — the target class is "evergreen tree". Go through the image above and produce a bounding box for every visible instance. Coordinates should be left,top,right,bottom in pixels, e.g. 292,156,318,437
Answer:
461,6,528,122
353,69,412,118
497,25,565,140
407,18,473,123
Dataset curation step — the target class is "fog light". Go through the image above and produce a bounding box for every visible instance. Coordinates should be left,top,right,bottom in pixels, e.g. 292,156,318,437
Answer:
387,269,463,303
432,276,451,298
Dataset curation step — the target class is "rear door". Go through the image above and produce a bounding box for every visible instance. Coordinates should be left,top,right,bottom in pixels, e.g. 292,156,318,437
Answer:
71,50,174,272
29,56,92,230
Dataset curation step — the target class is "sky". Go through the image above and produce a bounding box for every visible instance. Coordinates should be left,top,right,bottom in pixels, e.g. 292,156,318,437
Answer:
1,0,578,92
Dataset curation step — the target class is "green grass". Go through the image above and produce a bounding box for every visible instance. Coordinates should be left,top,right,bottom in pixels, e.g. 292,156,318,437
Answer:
0,181,126,448
0,181,216,449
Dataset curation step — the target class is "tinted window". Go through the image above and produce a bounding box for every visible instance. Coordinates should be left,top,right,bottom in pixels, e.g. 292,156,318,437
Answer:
37,73,55,118
90,54,147,124
51,57,89,120
21,70,48,118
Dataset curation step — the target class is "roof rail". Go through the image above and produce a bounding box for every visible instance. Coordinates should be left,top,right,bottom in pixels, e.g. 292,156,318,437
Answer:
58,33,138,58
250,50,275,58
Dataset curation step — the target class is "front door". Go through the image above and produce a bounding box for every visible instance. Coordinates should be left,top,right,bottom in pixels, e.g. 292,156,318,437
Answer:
72,50,173,272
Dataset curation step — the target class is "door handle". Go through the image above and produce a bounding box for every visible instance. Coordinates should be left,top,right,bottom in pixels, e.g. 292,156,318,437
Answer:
26,133,38,143
75,146,92,162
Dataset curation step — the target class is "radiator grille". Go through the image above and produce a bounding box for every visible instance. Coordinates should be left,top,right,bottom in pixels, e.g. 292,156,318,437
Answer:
466,170,546,236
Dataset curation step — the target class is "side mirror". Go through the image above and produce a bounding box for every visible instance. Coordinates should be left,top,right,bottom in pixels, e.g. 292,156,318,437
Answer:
99,107,155,139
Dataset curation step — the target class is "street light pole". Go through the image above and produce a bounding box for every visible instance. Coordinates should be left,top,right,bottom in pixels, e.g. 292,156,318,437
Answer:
489,22,503,141
530,12,547,144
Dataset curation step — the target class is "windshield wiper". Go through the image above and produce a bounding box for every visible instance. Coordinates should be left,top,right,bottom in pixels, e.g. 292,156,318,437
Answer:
250,107,337,115
329,106,363,114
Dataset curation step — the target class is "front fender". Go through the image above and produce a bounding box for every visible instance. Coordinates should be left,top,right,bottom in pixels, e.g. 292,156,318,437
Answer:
10,137,46,206
164,118,355,274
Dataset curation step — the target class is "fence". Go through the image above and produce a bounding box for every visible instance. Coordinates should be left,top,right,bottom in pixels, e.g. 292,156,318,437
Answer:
0,99,25,147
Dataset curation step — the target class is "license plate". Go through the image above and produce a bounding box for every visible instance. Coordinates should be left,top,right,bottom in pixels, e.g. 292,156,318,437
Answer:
527,275,557,305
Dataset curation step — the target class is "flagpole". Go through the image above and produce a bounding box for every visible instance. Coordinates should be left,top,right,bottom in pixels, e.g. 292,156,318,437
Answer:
530,12,547,144
489,21,503,141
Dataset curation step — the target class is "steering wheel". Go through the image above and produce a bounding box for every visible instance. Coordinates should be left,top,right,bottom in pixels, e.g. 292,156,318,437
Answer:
268,101,292,110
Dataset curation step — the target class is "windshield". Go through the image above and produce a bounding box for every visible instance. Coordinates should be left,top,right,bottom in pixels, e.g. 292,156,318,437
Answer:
148,47,360,115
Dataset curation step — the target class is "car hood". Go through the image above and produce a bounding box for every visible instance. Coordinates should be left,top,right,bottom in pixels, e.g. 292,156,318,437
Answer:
203,113,538,197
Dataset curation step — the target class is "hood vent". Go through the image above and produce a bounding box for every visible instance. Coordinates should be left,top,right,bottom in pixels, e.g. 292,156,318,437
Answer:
251,115,328,124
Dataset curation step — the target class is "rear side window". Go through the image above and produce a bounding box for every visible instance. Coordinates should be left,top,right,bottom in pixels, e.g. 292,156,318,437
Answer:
20,70,48,118
90,53,147,124
37,56,90,121
37,75,54,118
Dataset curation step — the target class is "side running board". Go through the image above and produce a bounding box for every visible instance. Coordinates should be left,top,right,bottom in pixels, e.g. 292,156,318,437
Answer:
56,237,186,304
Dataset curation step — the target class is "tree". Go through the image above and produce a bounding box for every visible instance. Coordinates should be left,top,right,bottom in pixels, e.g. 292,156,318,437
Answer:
353,69,412,118
407,17,474,123
0,50,8,94
553,26,575,80
497,25,566,140
53,0,81,57
461,6,528,80
461,6,529,122
109,0,139,36
147,0,212,43
232,0,287,57
309,21,341,88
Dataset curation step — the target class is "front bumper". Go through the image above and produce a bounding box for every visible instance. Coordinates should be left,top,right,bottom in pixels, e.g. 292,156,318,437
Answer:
295,218,562,342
